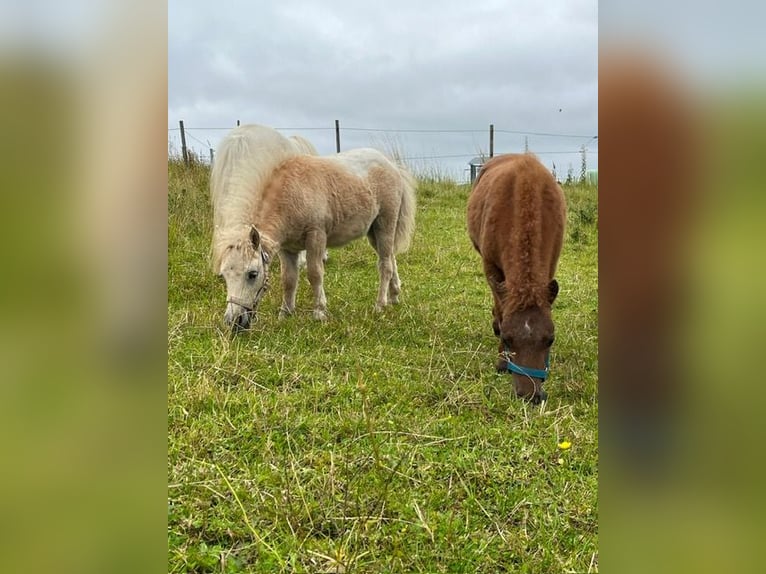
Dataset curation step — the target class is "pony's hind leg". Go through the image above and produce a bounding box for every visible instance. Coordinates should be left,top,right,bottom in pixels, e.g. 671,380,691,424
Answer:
279,250,300,319
305,231,329,320
374,256,395,311
371,230,396,312
387,256,401,304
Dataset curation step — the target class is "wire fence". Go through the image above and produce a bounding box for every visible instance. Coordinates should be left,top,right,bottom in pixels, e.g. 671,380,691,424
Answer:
168,120,598,182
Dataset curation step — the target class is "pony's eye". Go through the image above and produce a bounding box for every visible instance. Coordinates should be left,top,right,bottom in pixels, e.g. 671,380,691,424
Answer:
247,270,259,281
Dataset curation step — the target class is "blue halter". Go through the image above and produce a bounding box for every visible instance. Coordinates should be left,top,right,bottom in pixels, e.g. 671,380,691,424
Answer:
505,351,550,381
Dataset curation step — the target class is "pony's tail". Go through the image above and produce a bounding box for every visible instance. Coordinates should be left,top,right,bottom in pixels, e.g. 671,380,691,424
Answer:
394,164,417,254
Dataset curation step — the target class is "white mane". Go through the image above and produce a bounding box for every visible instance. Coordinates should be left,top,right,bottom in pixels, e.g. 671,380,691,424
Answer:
210,124,301,272
289,135,318,156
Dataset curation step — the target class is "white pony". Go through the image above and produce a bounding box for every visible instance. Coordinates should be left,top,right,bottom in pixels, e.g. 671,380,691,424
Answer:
222,148,417,329
210,124,317,327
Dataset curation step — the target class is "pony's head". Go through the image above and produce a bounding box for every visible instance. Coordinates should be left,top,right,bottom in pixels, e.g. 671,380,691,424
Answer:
217,226,271,331
498,280,559,403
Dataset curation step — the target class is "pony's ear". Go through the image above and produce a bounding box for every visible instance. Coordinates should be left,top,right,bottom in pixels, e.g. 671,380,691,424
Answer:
547,279,559,303
249,225,260,249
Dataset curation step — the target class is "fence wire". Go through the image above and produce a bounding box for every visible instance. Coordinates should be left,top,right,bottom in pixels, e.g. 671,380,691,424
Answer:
169,122,598,177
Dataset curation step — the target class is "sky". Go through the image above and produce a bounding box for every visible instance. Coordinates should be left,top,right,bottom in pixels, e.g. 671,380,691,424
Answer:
168,0,598,181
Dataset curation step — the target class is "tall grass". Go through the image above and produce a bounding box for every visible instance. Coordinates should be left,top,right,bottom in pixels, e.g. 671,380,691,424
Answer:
168,160,598,573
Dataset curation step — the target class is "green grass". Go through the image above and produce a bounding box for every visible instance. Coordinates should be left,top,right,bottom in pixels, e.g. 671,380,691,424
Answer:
168,158,598,573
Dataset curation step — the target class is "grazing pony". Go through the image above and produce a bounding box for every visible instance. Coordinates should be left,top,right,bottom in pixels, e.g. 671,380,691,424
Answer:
210,124,316,328
467,154,566,402
224,148,416,328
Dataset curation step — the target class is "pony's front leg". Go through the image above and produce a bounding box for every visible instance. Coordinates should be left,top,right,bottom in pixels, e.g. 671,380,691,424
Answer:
278,251,300,320
305,232,328,320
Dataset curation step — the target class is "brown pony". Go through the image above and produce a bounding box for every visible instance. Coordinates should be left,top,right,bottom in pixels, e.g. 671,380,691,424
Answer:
467,154,566,402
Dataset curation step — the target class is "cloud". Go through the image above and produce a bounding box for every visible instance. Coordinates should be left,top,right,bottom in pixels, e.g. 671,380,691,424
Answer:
169,0,598,177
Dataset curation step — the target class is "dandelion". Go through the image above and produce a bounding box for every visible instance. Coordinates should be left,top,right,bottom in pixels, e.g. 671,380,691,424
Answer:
558,441,572,450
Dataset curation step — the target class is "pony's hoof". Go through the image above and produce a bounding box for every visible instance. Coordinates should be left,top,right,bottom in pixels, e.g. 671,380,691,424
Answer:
313,310,328,321
373,303,385,313
278,309,293,321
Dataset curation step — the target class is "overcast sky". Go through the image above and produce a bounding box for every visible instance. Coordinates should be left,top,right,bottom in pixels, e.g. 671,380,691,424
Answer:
168,0,598,180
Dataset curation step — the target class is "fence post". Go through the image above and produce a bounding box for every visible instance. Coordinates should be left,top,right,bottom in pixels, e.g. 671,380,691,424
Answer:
489,124,494,158
237,120,240,126
335,119,341,153
209,148,214,165
179,120,189,165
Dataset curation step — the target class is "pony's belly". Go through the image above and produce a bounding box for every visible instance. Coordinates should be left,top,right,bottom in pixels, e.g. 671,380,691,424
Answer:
326,220,371,247
326,202,377,246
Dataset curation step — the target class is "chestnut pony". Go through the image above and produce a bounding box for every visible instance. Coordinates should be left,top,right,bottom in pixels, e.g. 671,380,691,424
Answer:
467,154,566,402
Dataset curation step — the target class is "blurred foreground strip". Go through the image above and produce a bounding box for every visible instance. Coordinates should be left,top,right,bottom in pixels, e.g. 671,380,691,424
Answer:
0,3,166,573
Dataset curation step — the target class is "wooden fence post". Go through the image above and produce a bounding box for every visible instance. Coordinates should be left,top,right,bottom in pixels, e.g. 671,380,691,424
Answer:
489,124,494,158
209,148,214,165
237,120,240,126
335,120,341,153
179,120,189,165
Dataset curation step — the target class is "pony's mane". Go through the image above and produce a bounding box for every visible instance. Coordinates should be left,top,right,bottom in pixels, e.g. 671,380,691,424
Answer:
211,225,254,274
289,135,318,155
497,155,554,312
211,226,281,274
209,124,300,273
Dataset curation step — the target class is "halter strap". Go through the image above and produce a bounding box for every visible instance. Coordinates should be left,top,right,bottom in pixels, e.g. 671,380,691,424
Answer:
505,351,550,381
227,296,254,312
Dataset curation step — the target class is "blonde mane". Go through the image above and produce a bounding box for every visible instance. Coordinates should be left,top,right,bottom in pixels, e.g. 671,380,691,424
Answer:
210,124,302,273
289,135,318,155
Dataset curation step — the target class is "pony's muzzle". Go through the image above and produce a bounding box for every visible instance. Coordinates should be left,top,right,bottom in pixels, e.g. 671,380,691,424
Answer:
224,304,252,331
512,376,547,404
517,385,547,404
232,312,251,331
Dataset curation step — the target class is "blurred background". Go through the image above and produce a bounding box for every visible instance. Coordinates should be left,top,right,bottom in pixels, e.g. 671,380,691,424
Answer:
0,1,166,572
600,1,766,573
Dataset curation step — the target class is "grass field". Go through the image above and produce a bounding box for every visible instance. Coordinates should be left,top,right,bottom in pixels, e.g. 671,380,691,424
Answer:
168,158,598,573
